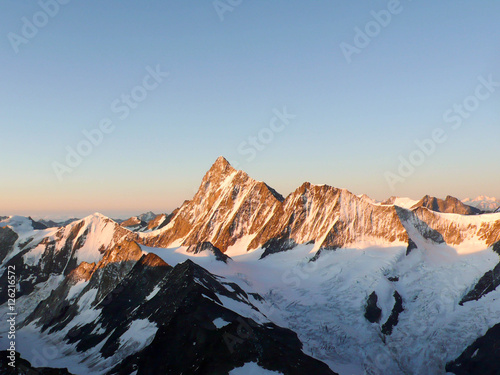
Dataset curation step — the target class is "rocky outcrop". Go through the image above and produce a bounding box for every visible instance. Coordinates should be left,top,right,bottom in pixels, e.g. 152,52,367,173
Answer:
459,262,500,305
381,291,404,335
141,157,284,252
132,158,500,257
120,216,148,231
250,183,408,252
104,259,337,375
364,292,382,323
0,226,18,263
146,212,174,231
412,195,482,215
409,207,500,247
0,351,73,374
186,241,231,263
0,214,137,306
460,243,500,305
22,243,336,375
446,323,500,375
25,240,145,331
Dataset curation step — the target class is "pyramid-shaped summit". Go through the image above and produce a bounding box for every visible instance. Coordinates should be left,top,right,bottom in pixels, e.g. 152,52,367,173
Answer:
199,156,236,186
141,156,284,252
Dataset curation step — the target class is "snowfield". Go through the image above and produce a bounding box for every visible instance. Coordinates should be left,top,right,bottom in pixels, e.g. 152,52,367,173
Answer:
145,236,500,375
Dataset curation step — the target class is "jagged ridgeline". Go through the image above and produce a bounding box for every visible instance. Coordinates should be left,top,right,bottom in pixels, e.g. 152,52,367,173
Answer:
1,156,500,374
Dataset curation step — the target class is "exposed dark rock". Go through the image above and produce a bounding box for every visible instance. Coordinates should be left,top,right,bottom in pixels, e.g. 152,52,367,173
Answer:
381,291,404,335
29,217,48,230
263,182,285,202
0,226,18,263
0,247,42,305
364,292,382,323
309,247,336,262
446,323,500,375
406,238,417,256
144,157,284,252
0,351,73,374
39,218,80,228
121,216,148,231
27,248,336,375
260,236,298,259
104,259,337,375
395,207,445,244
493,241,500,256
412,195,482,215
25,241,145,332
187,241,231,263
146,212,176,231
249,292,264,301
459,262,500,305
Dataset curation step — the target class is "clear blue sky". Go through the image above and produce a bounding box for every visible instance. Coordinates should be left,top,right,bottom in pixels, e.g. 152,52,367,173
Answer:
1,1,499,219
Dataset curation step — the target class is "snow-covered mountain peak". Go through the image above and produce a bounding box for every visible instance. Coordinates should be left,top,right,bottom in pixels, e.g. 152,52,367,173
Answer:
138,211,156,222
82,212,112,223
412,194,481,215
139,157,284,252
0,215,36,233
357,193,378,205
381,196,419,209
201,156,237,185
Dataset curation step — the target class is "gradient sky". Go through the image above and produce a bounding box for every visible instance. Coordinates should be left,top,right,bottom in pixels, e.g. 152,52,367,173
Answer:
1,0,499,219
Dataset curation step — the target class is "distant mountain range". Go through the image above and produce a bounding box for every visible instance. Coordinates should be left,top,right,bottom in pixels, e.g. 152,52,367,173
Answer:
1,156,499,374
462,196,500,212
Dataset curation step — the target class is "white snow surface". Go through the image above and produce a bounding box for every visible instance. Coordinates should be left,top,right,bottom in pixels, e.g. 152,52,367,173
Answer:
145,285,162,300
69,213,127,264
145,237,500,375
212,317,231,328
383,197,420,209
0,216,36,234
0,216,58,264
119,319,158,352
463,196,500,211
229,362,283,374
